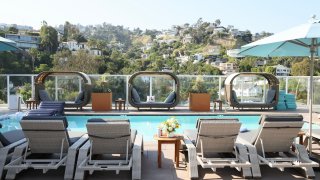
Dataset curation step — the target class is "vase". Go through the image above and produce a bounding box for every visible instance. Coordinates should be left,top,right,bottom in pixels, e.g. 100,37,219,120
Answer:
167,132,175,138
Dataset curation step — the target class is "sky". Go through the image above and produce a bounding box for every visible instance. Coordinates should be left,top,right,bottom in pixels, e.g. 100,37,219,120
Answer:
1,0,320,34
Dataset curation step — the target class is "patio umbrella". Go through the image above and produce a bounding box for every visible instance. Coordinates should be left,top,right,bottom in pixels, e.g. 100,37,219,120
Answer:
0,36,20,52
239,17,320,153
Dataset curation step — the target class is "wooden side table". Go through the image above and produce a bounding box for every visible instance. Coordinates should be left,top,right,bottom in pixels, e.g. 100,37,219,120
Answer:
154,135,182,168
213,99,223,111
26,100,38,110
115,99,125,110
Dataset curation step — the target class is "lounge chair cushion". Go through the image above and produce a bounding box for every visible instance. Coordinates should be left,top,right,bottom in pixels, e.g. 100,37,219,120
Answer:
75,91,85,104
131,88,141,103
184,129,197,145
259,114,303,125
39,90,52,101
26,109,58,116
0,129,25,146
237,129,259,144
22,116,69,128
39,101,65,115
164,91,176,103
266,89,276,103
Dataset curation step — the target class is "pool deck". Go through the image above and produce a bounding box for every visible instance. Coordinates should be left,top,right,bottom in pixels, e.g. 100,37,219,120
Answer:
1,105,320,179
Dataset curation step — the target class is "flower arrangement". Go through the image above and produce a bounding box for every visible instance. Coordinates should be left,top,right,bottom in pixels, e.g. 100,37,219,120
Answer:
159,117,180,136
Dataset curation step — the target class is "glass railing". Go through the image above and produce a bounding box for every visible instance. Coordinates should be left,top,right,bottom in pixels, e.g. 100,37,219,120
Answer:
0,74,316,107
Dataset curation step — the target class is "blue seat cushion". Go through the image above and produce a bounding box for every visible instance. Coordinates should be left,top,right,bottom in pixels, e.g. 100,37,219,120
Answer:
131,88,141,103
164,91,176,103
39,90,52,101
266,89,276,103
0,129,25,146
75,91,85,104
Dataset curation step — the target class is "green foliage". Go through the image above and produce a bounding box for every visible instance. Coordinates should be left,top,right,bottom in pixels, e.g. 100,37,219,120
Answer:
8,26,18,34
40,24,59,53
291,58,310,76
17,83,31,101
190,76,207,93
92,75,112,93
265,66,276,75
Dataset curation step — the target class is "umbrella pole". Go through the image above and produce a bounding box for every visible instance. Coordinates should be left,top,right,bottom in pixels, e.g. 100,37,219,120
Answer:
308,38,316,155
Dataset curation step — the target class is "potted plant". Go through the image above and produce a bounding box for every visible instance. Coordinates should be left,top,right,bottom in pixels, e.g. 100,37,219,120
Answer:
189,76,211,111
158,117,180,137
92,77,112,111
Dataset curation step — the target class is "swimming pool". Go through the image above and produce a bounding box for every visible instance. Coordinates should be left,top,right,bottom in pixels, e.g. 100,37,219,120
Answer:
1,113,318,141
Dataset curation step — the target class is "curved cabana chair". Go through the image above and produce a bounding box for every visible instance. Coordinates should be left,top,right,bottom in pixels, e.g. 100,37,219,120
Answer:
224,73,279,110
35,71,92,109
128,71,180,110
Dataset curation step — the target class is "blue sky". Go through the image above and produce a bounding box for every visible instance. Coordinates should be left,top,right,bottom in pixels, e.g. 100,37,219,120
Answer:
1,0,320,33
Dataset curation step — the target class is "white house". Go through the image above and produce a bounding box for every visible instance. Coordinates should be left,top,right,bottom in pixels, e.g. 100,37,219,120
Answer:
176,55,190,64
226,49,245,58
60,40,102,56
214,62,237,75
274,64,291,76
182,34,192,44
5,33,40,49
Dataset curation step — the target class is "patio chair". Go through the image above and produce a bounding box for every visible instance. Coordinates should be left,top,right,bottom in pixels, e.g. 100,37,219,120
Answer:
74,118,143,180
183,118,252,179
25,101,65,116
0,129,26,179
4,116,88,180
237,114,318,178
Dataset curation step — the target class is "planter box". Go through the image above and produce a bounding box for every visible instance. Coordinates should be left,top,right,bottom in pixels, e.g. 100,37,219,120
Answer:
189,93,211,111
92,93,112,111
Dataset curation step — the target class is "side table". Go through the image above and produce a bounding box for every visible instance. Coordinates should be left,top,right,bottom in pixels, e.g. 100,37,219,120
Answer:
154,135,182,168
213,99,223,111
115,99,125,110
26,100,38,110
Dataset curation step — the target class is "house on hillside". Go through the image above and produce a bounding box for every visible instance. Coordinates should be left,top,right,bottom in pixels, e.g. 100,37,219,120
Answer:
176,55,190,64
273,64,291,76
182,34,192,44
213,62,237,75
226,49,245,58
59,40,102,56
5,33,40,49
255,59,267,67
141,43,153,52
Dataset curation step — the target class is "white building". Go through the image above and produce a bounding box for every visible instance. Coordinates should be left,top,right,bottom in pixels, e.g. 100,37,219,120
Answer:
176,55,190,64
214,63,237,75
182,34,192,44
274,64,291,76
60,40,102,56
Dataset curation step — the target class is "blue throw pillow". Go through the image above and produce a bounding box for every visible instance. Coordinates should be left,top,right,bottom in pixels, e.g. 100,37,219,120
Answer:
75,91,85,104
240,127,249,133
164,91,176,103
131,88,141,103
39,90,52,101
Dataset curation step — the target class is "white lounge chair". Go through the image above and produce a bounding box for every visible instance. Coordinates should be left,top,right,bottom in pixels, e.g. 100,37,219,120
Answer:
74,119,143,180
237,114,319,178
0,129,26,179
183,118,252,179
4,116,88,180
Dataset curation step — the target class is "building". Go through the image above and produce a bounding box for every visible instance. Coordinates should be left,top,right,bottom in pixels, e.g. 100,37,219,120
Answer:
59,40,102,56
182,34,192,44
5,34,40,49
274,64,291,76
215,63,237,75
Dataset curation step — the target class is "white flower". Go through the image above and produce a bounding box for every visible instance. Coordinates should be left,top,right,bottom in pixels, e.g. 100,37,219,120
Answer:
168,127,173,132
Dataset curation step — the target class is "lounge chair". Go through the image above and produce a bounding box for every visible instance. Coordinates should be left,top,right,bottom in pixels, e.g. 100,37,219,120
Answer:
0,129,25,179
237,114,318,178
25,101,65,116
74,118,143,180
4,116,88,179
183,118,252,179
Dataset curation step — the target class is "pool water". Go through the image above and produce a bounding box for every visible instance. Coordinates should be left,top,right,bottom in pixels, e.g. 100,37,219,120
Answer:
1,113,318,141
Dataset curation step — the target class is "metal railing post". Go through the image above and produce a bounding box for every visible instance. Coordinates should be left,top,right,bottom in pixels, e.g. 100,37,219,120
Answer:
55,76,58,100
218,76,222,100
6,75,10,105
285,76,288,94
126,75,129,109
31,75,35,99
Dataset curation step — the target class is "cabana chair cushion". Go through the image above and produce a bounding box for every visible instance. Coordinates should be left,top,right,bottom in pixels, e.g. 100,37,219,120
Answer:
39,90,52,101
4,116,87,180
265,89,276,103
237,114,318,179
75,91,85,104
131,88,141,103
232,90,239,102
183,118,252,179
164,91,176,103
25,109,59,116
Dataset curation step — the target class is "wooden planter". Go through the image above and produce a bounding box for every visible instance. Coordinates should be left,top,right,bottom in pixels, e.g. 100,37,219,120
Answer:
189,93,211,111
92,93,112,111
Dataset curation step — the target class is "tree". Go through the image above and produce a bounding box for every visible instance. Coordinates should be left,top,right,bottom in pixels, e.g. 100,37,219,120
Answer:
40,23,59,53
265,66,276,75
8,26,18,34
29,48,40,73
291,58,310,76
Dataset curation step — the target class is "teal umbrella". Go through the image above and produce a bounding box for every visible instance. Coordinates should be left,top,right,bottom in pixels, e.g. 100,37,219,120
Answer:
240,17,320,153
0,36,20,52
